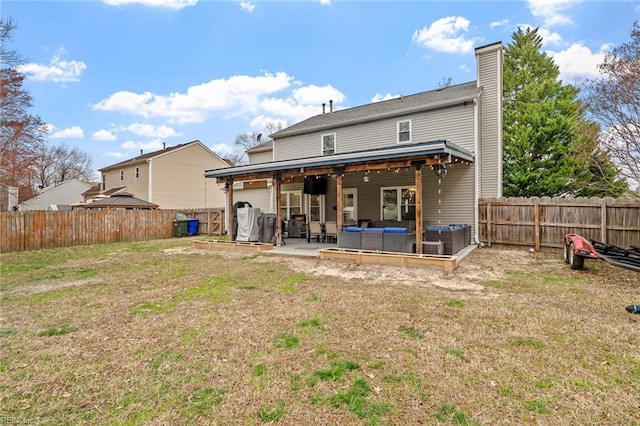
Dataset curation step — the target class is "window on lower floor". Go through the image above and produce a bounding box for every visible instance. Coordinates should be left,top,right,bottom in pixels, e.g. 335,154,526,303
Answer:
381,186,416,221
308,194,324,222
280,191,302,220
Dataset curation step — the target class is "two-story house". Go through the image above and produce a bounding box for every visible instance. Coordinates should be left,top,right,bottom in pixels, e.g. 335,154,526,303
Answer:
205,42,503,253
100,140,230,209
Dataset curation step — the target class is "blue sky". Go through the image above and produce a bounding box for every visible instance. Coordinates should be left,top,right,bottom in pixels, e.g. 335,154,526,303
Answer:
4,0,640,175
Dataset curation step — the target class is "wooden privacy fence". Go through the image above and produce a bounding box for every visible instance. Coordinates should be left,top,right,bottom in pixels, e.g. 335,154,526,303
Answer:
175,208,225,236
0,208,225,253
479,197,640,250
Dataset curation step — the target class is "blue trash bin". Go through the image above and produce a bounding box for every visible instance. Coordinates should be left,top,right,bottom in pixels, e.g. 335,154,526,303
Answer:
187,219,199,236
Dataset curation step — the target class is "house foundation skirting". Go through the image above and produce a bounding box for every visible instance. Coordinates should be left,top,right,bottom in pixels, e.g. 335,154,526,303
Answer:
319,248,458,273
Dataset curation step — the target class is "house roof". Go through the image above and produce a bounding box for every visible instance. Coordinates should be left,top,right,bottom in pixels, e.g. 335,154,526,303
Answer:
271,81,479,139
246,140,274,154
81,192,159,209
205,140,474,181
98,140,225,172
82,184,126,197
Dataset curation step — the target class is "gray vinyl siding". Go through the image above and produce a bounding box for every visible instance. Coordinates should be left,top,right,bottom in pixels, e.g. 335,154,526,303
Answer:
273,103,475,161
477,44,503,197
249,150,273,164
339,167,475,236
236,187,271,213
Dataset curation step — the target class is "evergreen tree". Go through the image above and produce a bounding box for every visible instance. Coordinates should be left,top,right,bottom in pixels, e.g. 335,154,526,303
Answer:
502,27,623,197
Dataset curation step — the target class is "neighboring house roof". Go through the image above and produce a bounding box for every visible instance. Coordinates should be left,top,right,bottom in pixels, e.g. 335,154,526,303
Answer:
82,184,126,198
98,140,224,172
246,140,274,154
17,178,93,211
271,82,479,139
81,192,159,209
205,140,473,179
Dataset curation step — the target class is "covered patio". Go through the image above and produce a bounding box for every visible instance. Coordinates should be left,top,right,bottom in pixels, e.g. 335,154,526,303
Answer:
204,139,475,257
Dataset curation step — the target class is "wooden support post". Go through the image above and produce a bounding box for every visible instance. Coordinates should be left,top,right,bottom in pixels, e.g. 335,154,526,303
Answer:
335,169,344,245
207,209,212,236
487,201,492,247
414,161,424,254
275,173,283,246
534,202,540,251
227,180,234,240
601,201,607,242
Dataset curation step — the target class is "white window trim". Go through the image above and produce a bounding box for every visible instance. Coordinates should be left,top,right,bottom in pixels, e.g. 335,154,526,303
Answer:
397,119,412,144
306,193,326,223
281,190,303,220
321,133,336,156
380,186,416,221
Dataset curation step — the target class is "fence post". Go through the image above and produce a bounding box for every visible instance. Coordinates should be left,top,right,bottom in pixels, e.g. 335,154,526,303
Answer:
208,209,212,236
487,201,492,247
534,202,540,251
600,201,607,242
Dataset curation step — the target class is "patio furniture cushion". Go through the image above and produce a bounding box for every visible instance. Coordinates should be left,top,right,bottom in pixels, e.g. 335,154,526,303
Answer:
344,226,362,232
362,228,384,233
383,227,407,234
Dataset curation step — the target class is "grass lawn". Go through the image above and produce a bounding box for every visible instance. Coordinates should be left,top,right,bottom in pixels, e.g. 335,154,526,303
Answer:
1,238,639,425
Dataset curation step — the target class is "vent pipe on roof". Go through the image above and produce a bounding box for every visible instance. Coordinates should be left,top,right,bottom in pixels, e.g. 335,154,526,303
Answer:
163,142,166,149
329,99,333,113
322,103,326,114
140,149,143,155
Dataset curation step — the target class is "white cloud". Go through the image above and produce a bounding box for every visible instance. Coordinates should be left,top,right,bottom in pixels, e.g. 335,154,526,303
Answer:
291,84,345,105
92,129,117,141
548,43,606,81
118,123,182,139
50,126,84,139
525,0,581,26
515,23,564,47
319,0,331,5
490,19,509,29
249,116,290,133
238,1,255,12
211,143,236,157
459,64,470,73
371,93,400,103
412,16,480,54
19,49,86,83
103,0,197,9
94,72,294,124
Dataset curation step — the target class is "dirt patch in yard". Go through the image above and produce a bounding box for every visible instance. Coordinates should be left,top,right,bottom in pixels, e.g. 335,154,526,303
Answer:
167,244,541,294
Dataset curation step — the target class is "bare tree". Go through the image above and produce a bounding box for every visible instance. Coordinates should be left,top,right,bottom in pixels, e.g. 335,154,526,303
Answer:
0,18,47,207
435,76,453,90
586,21,640,193
232,121,288,164
36,142,94,188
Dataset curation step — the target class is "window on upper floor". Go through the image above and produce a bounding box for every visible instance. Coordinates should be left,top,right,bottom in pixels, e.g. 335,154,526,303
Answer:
135,167,140,179
322,133,335,156
397,120,411,143
101,174,106,191
120,170,124,181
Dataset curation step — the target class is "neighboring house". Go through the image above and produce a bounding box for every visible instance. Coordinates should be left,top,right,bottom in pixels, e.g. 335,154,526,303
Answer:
17,178,92,211
99,140,229,209
205,42,503,252
82,184,127,203
78,192,159,210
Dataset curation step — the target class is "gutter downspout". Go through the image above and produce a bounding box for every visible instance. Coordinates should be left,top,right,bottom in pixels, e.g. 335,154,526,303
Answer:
146,159,153,203
473,95,480,245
